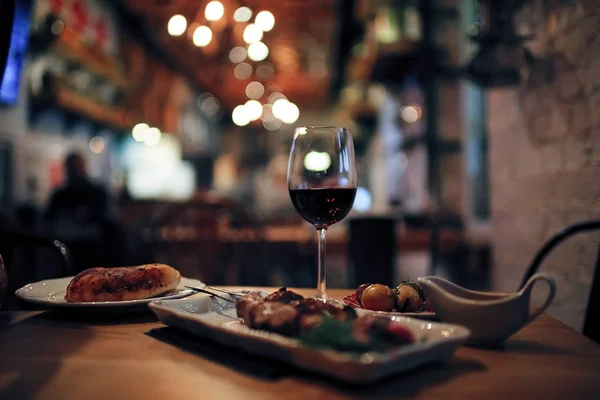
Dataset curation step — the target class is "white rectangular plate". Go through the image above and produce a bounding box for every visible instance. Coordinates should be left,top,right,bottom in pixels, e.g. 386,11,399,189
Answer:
148,294,471,383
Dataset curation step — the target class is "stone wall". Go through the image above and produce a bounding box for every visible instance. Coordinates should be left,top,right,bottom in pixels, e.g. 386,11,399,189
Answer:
489,0,600,330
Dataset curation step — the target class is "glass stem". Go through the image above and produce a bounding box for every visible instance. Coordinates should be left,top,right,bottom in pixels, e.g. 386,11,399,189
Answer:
316,227,327,300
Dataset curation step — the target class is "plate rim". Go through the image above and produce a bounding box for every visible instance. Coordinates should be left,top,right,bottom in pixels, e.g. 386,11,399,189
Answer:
15,276,205,308
342,293,437,318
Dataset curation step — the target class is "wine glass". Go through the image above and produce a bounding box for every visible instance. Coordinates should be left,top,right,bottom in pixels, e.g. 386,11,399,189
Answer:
288,126,358,300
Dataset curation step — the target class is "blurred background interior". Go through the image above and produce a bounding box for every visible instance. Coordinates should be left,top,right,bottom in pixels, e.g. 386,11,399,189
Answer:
0,0,599,332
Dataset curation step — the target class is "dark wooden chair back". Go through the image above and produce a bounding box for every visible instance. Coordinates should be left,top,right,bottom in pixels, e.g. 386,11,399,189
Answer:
0,231,75,310
521,220,600,344
583,245,600,344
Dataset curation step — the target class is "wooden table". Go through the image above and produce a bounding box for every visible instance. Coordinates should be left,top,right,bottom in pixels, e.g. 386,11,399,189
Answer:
1,288,600,399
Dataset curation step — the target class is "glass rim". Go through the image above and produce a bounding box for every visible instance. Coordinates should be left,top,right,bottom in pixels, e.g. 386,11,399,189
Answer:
299,125,345,130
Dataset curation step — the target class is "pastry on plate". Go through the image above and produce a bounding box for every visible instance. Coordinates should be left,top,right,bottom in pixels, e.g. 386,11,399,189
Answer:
65,264,181,302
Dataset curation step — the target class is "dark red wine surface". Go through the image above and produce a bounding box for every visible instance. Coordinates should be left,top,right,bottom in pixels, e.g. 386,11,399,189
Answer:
289,188,357,228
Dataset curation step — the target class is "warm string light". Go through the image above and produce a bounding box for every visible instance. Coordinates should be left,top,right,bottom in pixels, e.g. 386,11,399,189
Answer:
166,5,292,130
245,81,265,99
234,7,252,23
243,24,263,44
165,5,294,130
167,15,187,36
247,41,268,62
193,26,212,47
204,1,224,22
255,11,275,32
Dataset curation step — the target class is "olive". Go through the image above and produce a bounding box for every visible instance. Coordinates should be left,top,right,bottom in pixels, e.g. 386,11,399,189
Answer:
395,284,421,312
360,284,395,311
355,283,372,304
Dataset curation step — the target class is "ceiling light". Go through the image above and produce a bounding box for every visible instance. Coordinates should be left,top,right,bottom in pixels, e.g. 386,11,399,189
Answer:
205,1,224,22
255,11,275,32
89,136,106,154
132,123,149,142
243,23,263,44
232,105,250,126
234,62,252,80
167,15,187,36
247,41,269,61
193,26,212,47
229,46,247,63
234,7,253,23
245,81,265,99
244,100,262,121
144,127,162,146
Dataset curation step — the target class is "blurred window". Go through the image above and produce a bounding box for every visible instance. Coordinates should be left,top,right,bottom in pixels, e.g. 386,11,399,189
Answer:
462,0,489,221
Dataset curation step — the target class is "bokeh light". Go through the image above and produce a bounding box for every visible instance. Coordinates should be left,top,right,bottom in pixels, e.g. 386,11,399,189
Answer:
132,123,149,142
245,81,265,99
167,15,187,36
201,96,221,116
205,1,224,22
263,118,282,131
229,46,247,63
304,151,331,172
268,92,286,104
232,105,250,126
243,23,263,44
245,100,263,121
272,99,300,124
255,11,275,32
247,41,269,61
400,105,421,123
256,62,274,79
144,127,162,146
193,26,212,47
234,62,253,80
89,136,106,154
234,7,252,22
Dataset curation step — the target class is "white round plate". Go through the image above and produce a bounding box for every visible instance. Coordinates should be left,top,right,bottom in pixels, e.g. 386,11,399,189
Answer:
15,276,205,308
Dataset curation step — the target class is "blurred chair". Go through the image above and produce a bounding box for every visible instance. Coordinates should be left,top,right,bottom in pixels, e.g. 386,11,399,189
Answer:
520,220,600,344
145,196,269,285
59,218,127,271
0,231,75,310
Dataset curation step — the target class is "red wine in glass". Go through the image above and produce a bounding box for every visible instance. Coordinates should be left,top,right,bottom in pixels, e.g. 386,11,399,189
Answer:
289,188,357,229
287,126,357,300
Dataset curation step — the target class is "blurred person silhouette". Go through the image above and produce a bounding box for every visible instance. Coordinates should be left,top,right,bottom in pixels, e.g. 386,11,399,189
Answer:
45,152,108,223
45,152,124,270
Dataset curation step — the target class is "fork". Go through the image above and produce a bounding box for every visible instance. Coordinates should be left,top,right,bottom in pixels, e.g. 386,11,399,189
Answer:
184,286,236,303
205,286,246,297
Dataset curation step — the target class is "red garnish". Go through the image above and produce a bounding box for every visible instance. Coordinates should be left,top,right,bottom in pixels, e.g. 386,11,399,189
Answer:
386,322,415,343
